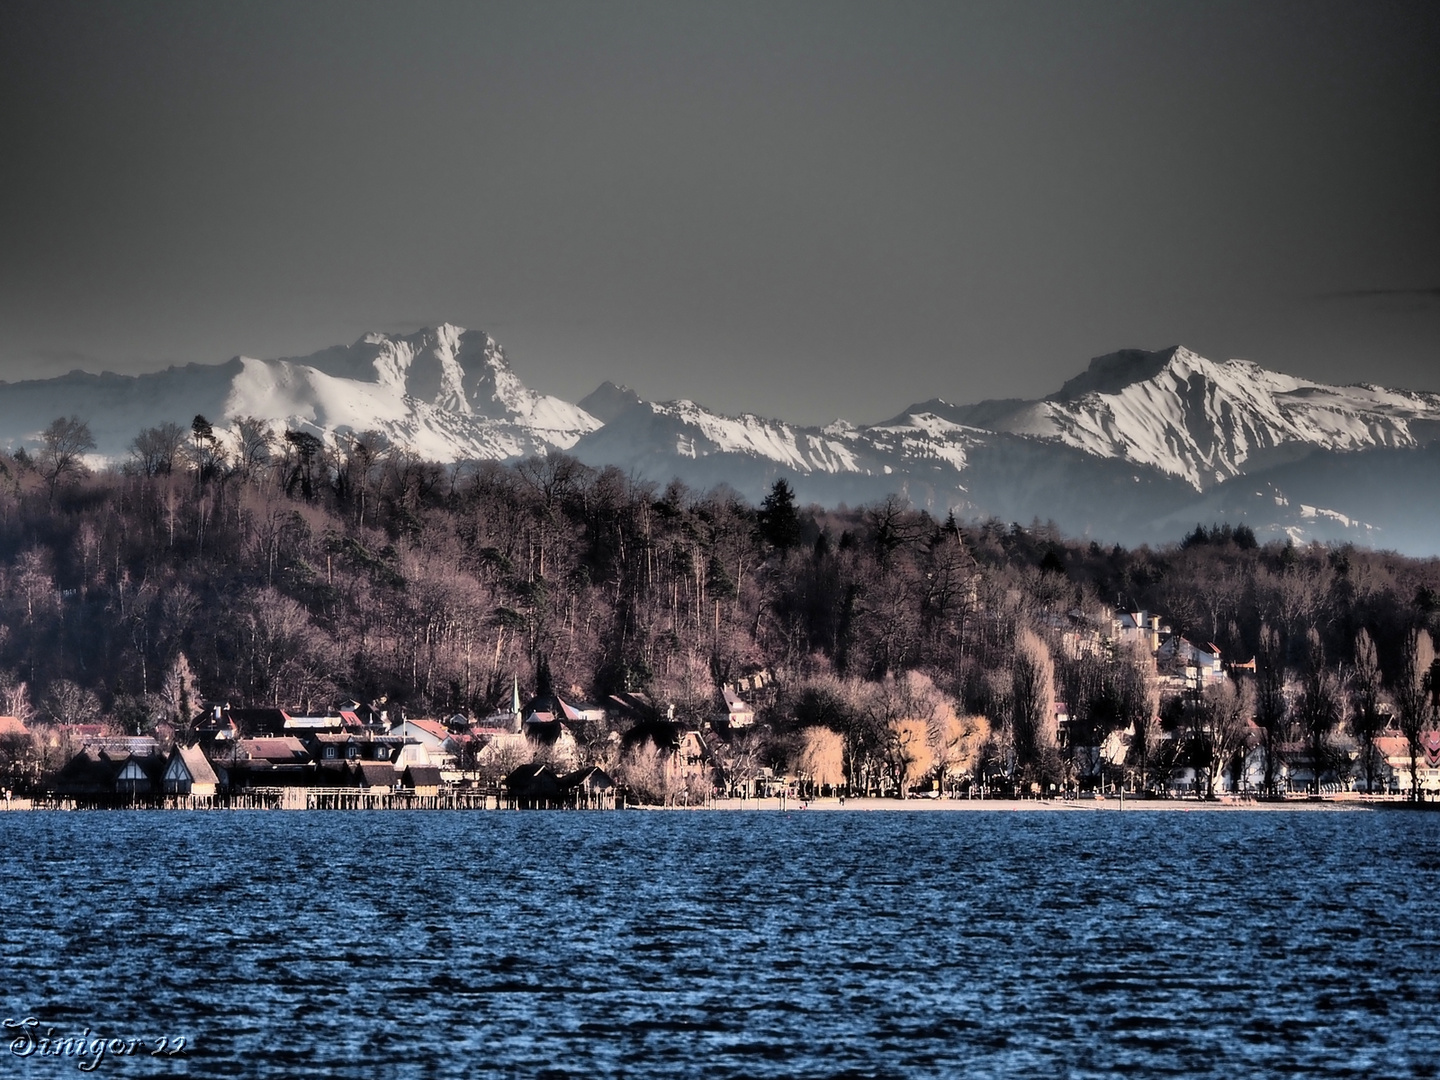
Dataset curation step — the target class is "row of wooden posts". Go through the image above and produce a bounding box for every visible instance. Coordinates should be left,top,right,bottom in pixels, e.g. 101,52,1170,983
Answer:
36,788,624,811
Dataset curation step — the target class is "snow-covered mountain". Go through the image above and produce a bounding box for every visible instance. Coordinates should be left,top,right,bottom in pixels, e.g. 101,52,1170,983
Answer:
0,325,599,463
222,324,599,461
901,346,1440,489
565,344,1440,551
2,328,1437,552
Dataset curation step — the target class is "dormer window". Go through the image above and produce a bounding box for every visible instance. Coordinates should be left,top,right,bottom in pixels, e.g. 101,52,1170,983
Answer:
324,746,337,759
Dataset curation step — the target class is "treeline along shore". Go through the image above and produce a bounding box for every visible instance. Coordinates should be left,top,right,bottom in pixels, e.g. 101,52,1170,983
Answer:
1,414,1440,807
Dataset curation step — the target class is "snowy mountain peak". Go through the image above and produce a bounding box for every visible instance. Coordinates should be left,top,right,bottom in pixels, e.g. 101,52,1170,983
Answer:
990,345,1440,488
365,324,475,414
1049,345,1216,402
291,324,598,437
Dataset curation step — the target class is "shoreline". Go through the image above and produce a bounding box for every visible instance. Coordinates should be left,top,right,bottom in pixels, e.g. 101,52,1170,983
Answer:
3,794,1425,813
667,795,1389,813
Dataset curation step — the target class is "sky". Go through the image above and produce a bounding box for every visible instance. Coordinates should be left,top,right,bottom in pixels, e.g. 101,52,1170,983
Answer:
1,0,1437,426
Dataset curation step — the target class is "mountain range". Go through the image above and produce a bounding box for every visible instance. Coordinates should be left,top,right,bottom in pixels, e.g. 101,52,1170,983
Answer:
3,325,1438,554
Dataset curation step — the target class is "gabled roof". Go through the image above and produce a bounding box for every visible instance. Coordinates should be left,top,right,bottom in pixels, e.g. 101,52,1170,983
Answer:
167,744,220,787
354,761,398,788
56,740,168,793
505,762,562,797
400,717,452,743
0,715,30,738
722,689,751,712
522,693,585,722
677,730,712,761
402,765,444,788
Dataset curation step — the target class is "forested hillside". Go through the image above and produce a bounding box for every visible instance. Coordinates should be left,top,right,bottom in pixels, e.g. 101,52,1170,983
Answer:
2,416,1439,792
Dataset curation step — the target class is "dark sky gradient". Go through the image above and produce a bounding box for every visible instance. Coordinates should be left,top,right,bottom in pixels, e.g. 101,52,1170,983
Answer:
2,0,1437,425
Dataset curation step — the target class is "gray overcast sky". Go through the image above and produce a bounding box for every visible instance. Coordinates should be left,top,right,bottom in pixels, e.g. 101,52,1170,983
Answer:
1,0,1437,425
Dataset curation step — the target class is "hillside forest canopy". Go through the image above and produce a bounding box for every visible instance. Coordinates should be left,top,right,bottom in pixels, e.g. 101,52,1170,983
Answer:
1,415,1439,797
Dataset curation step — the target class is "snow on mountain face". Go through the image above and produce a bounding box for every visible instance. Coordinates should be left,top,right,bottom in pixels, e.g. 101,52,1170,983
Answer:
911,346,1440,489
0,324,602,464
260,324,601,446
571,398,866,476
4,327,1439,551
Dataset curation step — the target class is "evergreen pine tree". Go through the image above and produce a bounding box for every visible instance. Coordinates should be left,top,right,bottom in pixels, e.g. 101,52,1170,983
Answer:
757,478,801,555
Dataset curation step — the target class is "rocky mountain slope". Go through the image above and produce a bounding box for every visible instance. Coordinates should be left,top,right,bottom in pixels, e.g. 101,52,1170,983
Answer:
2,327,1436,552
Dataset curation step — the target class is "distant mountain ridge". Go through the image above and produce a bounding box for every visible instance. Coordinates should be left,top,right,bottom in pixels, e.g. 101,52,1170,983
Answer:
2,326,1437,553
910,346,1440,489
0,325,600,465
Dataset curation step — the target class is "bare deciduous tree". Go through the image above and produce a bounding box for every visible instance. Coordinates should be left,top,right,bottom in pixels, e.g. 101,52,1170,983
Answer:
129,422,187,478
1196,676,1254,798
1349,629,1387,795
1294,630,1345,796
38,416,95,504
233,416,275,483
1395,629,1435,803
795,726,845,794
1011,628,1056,790
1254,624,1289,798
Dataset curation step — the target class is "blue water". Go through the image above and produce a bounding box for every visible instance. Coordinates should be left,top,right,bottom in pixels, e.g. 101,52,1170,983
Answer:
2,808,1438,1078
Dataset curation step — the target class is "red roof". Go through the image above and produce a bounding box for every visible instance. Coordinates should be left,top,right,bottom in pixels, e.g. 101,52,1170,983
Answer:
0,715,30,738
404,718,452,742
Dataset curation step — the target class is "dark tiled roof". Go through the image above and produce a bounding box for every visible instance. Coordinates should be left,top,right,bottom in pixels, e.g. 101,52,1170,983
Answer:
354,761,398,788
402,766,444,789
505,763,562,797
606,692,658,722
227,708,293,736
238,737,310,763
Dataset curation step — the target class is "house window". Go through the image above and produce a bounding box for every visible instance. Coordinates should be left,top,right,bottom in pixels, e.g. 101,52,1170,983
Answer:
324,747,337,759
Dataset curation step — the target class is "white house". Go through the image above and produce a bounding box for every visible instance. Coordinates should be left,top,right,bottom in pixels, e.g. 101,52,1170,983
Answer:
721,689,754,728
390,717,459,770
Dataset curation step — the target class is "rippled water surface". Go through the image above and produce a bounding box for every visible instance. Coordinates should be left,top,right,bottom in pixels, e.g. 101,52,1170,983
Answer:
3,808,1439,1078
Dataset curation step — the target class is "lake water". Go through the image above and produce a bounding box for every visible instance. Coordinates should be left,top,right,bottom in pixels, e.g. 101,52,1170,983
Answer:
2,808,1438,1078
